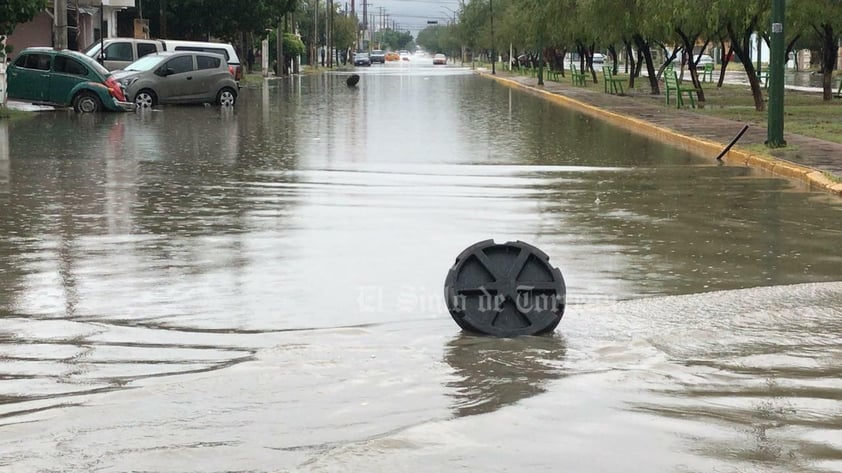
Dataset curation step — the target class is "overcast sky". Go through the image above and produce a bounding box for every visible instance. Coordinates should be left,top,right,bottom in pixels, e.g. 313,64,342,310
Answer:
346,0,463,36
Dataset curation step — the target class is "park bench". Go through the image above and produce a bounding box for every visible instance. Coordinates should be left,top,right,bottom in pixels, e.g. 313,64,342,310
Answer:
547,69,560,82
601,66,625,95
664,70,702,108
837,79,842,98
700,63,714,82
570,64,587,86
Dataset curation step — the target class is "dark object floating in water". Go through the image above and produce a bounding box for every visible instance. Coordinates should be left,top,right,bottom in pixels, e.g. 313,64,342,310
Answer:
444,240,566,337
346,74,360,87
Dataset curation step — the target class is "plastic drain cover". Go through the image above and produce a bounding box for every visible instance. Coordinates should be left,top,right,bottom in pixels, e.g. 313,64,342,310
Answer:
444,240,566,337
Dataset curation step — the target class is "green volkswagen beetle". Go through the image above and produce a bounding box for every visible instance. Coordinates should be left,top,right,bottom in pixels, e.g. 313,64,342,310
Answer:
6,48,134,113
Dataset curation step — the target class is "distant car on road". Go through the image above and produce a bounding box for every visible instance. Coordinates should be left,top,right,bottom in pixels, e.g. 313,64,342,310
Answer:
592,53,605,64
6,47,134,112
433,53,447,65
112,51,238,108
354,52,371,66
370,50,385,64
385,51,400,62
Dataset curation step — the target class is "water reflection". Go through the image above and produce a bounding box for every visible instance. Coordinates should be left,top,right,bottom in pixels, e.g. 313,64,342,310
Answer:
444,334,566,417
0,122,8,191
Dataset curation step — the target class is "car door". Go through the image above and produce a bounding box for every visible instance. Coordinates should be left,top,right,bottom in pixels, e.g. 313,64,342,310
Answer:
155,54,195,102
101,41,134,71
49,55,92,105
6,52,53,102
194,54,223,101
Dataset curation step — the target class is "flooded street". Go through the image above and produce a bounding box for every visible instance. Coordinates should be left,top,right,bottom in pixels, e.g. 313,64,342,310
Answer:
1,60,841,472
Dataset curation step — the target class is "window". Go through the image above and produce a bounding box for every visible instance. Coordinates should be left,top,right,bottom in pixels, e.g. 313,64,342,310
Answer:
104,42,133,61
137,42,158,58
165,55,194,75
196,55,221,70
174,46,229,61
16,53,52,71
53,56,89,76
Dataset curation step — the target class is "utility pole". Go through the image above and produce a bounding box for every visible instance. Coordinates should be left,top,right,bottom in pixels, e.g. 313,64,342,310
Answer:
362,1,368,51
314,0,319,66
767,0,785,147
55,0,68,49
326,0,331,67
490,0,495,74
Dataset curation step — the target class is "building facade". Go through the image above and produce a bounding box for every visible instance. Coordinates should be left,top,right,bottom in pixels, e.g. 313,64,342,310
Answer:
6,0,136,55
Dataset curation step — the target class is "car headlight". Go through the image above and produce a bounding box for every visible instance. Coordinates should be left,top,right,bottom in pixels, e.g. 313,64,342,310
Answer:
117,77,138,87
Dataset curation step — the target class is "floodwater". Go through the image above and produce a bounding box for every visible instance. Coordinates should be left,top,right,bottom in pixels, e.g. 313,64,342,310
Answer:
1,58,841,472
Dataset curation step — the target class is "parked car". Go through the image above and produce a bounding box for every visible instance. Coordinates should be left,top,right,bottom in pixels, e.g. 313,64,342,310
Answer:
592,53,605,64
385,51,400,62
694,54,714,66
354,52,371,66
84,38,242,82
112,51,238,108
370,50,386,64
6,47,134,112
83,38,165,71
433,53,447,65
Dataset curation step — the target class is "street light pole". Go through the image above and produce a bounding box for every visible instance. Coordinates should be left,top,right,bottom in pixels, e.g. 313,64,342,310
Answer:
490,0,495,74
767,0,786,147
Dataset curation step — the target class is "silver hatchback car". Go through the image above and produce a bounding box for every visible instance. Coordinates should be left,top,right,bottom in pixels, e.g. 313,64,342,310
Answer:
112,51,238,108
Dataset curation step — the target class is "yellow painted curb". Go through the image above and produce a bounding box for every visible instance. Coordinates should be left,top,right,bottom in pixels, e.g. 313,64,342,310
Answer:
480,72,842,197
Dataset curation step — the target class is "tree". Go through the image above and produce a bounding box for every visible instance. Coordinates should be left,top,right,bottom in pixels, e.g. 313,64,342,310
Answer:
790,0,842,100
1,0,46,107
1,0,46,59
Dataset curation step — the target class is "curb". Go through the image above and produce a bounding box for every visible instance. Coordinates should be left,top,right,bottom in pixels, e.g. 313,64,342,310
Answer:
480,72,842,197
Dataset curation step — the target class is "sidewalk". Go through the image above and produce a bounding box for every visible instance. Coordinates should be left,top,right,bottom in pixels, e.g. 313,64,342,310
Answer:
480,70,842,196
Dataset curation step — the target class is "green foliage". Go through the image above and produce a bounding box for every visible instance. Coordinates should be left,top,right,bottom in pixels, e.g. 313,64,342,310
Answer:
283,33,305,57
416,25,459,54
0,0,46,34
376,28,413,51
332,14,357,51
135,0,297,40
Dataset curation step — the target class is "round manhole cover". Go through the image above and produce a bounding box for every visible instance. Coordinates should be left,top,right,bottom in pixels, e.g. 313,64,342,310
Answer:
444,240,566,337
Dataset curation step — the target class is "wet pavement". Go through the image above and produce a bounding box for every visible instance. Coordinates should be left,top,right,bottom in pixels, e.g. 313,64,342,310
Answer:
1,58,841,472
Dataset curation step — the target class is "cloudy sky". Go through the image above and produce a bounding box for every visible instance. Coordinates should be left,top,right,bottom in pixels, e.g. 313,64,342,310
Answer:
346,0,463,36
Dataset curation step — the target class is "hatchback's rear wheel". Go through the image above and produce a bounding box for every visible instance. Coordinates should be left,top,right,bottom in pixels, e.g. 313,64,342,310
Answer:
73,91,102,113
216,87,237,106
135,89,156,109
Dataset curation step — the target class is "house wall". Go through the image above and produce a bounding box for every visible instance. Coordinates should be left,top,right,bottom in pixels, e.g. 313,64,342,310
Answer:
6,12,53,57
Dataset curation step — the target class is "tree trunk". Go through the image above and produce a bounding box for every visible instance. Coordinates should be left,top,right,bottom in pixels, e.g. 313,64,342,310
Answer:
727,21,765,111
676,29,705,102
820,24,837,101
624,39,636,89
608,45,618,74
717,41,732,88
634,34,659,95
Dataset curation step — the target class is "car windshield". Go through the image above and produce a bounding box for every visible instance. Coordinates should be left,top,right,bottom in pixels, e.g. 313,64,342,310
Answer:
84,43,101,57
357,53,369,57
125,55,167,71
372,50,383,54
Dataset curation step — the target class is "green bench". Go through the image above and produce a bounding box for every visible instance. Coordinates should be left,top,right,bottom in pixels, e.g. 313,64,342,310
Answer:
664,70,702,108
547,69,560,82
837,79,842,98
601,66,624,95
570,64,587,86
